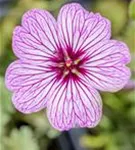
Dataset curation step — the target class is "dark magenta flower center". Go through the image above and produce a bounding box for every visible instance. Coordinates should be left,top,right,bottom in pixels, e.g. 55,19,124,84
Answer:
50,47,86,81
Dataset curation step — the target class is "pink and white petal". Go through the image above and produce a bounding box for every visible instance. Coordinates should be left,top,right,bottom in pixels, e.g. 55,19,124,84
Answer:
13,9,59,62
12,77,57,114
5,60,55,91
83,40,131,92
47,79,102,131
78,14,111,52
5,60,58,113
57,3,111,52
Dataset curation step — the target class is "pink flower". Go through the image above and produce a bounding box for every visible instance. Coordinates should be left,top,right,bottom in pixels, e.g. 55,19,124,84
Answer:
5,3,131,131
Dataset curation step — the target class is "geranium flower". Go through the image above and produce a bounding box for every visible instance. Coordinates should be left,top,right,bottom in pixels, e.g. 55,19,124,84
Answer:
5,3,131,131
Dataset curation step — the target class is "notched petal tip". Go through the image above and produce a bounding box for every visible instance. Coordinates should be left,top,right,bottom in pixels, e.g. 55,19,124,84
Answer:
46,81,102,131
117,41,131,64
12,7,58,60
83,38,131,93
12,26,25,58
21,8,55,28
13,26,22,35
60,2,83,9
11,88,47,114
57,2,111,52
12,93,43,114
21,8,44,23
5,60,19,91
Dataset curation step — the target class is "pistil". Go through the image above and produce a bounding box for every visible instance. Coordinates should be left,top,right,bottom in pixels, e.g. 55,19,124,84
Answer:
65,58,72,67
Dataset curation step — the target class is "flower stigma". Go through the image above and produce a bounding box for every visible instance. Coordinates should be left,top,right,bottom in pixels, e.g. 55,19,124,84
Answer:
65,58,72,67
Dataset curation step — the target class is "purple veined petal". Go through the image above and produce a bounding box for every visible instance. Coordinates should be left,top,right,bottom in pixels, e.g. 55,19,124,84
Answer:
5,60,55,91
47,79,102,131
5,60,57,113
83,40,131,92
13,9,59,63
78,13,111,51
57,3,111,52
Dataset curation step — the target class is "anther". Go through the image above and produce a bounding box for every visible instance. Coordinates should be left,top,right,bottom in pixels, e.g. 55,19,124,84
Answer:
63,70,69,77
74,59,80,65
71,69,80,75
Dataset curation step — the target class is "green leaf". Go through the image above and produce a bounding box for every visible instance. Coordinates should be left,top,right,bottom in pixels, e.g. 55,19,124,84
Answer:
100,115,112,129
128,104,135,119
0,109,11,136
129,0,135,20
4,127,39,150
123,21,135,53
105,143,120,150
0,76,14,137
80,134,111,148
20,112,60,138
103,93,124,111
0,76,14,114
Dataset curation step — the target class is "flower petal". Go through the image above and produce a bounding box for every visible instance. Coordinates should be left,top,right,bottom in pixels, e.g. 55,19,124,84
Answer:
5,60,54,91
13,9,59,63
57,3,111,52
5,60,56,113
47,79,102,131
83,40,131,92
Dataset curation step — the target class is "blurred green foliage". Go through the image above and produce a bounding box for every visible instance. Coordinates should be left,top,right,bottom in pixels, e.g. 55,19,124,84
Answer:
4,127,39,150
0,0,135,150
92,0,128,36
129,0,135,19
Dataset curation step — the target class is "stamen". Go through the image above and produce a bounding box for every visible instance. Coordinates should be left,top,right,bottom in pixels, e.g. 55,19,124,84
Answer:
71,69,80,75
63,70,69,77
74,59,80,65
